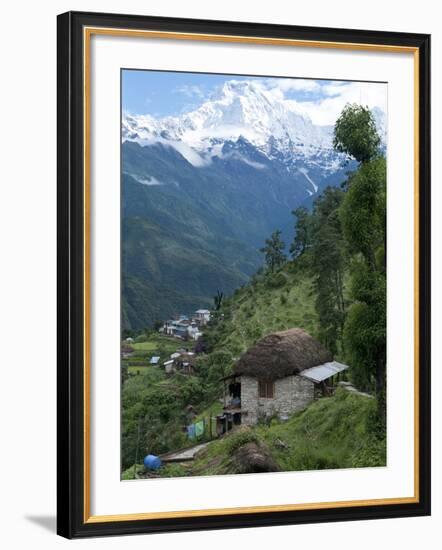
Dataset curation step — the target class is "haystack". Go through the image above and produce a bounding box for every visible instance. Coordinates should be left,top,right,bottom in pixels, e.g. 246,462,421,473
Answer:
232,441,279,473
233,328,332,382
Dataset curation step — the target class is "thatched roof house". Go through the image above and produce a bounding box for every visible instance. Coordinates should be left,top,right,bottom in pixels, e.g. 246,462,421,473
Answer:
233,328,333,382
218,328,348,431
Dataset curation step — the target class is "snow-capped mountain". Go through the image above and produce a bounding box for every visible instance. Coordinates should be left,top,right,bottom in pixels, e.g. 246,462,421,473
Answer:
121,79,386,329
123,80,346,174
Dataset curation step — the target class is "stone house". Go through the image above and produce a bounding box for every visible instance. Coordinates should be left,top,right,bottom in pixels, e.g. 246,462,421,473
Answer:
194,309,211,326
174,351,196,375
220,328,348,429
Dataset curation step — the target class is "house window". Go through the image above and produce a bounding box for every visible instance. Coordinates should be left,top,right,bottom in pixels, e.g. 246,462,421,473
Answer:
258,380,274,398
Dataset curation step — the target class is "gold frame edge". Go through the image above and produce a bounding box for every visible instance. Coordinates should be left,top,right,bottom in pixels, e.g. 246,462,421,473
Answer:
82,26,420,524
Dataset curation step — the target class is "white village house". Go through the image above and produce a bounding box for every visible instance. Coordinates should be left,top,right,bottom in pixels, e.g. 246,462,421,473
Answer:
163,359,174,374
194,309,211,326
219,328,348,430
161,310,208,340
162,351,196,375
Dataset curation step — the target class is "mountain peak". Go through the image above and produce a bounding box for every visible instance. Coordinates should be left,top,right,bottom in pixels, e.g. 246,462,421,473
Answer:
122,78,333,165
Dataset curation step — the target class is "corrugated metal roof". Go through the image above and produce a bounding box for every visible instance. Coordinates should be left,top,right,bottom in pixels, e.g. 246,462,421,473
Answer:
300,361,349,383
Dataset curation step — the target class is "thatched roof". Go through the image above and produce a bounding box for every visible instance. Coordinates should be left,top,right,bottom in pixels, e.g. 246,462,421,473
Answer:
233,328,333,382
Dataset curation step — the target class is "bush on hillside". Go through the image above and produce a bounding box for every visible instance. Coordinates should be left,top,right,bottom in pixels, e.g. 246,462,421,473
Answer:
265,272,286,289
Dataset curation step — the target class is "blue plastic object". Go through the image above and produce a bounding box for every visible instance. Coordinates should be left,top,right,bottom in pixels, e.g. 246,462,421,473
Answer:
143,454,162,470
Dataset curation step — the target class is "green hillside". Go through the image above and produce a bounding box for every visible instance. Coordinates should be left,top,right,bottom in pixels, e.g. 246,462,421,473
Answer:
122,174,259,329
121,261,386,478
125,388,385,479
121,264,318,471
188,389,384,476
203,263,321,362
121,139,349,330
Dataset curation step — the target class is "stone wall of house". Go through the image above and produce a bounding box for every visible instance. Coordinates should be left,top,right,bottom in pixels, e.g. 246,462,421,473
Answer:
240,375,314,426
240,376,259,425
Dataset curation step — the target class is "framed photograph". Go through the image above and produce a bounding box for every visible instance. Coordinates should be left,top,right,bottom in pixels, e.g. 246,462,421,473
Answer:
57,11,431,538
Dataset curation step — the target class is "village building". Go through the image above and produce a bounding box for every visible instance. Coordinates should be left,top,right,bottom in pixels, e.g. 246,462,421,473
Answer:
160,308,210,340
161,318,203,341
219,328,348,431
121,345,134,359
164,320,188,339
173,351,196,375
187,323,203,341
163,359,174,374
194,309,211,326
149,356,160,365
162,320,175,336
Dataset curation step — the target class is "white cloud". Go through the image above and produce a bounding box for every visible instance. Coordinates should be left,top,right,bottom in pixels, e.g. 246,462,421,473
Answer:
137,175,164,186
261,78,387,126
297,81,387,125
320,81,348,96
124,172,164,186
217,151,266,169
267,78,321,93
174,84,205,100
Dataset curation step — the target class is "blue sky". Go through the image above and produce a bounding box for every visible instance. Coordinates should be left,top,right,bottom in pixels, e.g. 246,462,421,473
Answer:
122,70,312,117
122,69,387,126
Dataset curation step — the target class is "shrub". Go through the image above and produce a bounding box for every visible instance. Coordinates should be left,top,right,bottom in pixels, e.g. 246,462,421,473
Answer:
121,464,143,480
350,436,386,468
265,272,286,289
224,429,260,454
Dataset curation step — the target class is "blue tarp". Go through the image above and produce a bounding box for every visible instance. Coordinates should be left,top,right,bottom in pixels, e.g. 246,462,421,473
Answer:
187,424,196,439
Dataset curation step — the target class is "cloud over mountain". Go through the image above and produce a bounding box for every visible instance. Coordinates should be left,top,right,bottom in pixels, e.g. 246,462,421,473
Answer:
123,78,385,171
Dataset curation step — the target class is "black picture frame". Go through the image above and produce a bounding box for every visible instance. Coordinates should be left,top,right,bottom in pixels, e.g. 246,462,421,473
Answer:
57,10,431,539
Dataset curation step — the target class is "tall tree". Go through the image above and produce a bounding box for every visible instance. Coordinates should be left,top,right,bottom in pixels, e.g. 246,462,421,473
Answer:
309,188,346,355
213,289,224,311
290,207,311,259
333,103,381,163
333,103,386,417
341,158,386,398
260,230,286,272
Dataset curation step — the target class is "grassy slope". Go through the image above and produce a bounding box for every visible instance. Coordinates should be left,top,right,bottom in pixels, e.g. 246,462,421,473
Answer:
131,335,179,354
123,334,180,374
122,263,385,479
146,389,385,479
206,263,319,362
